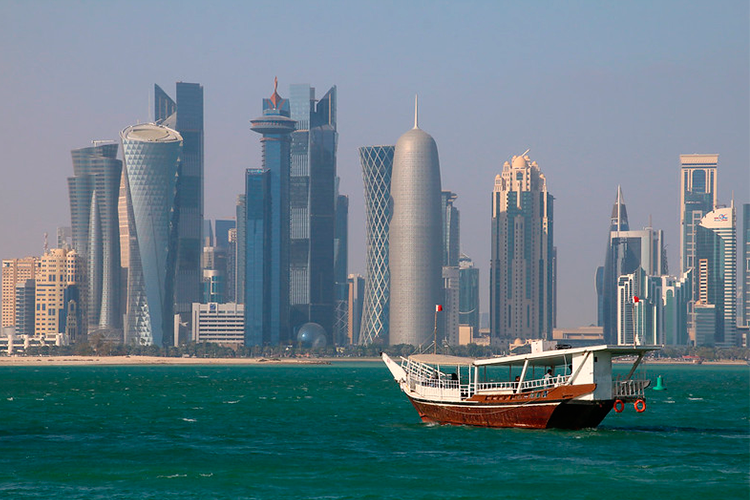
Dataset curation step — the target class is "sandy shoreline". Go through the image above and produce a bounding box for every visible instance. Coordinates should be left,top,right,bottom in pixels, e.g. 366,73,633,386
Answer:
0,355,382,366
0,355,745,367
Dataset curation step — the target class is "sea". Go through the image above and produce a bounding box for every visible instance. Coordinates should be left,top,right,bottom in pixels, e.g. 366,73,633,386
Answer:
0,361,747,500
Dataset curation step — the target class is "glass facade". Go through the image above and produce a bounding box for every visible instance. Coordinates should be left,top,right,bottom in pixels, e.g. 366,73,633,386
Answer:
358,145,394,345
333,193,349,345
459,254,479,335
244,168,271,347
289,84,338,343
154,83,204,321
68,142,123,338
120,123,182,346
742,204,750,327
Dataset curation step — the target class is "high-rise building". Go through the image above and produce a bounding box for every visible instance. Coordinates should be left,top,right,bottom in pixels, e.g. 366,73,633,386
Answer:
741,204,750,327
661,270,692,345
35,249,73,338
441,191,460,267
2,257,38,329
600,187,665,343
389,100,443,347
680,154,718,334
441,191,460,344
234,195,246,305
347,274,365,345
459,254,480,336
249,79,296,346
333,193,349,346
244,168,271,347
120,123,183,346
68,142,123,338
358,145,394,345
154,82,204,325
490,153,554,343
288,84,338,343
14,279,35,337
695,205,737,346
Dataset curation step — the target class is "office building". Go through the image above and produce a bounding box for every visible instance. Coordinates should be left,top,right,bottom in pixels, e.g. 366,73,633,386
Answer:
120,123,183,346
347,274,365,345
234,195,246,304
741,204,750,327
155,82,205,325
389,100,443,347
288,83,338,343
442,266,460,346
459,254,480,337
600,187,665,343
35,248,79,339
441,191,460,267
333,193,349,345
192,302,244,345
490,153,554,343
243,168,272,347
14,279,35,337
661,270,692,345
358,145,394,345
679,154,718,334
2,257,38,329
249,79,296,346
695,205,737,346
68,142,122,337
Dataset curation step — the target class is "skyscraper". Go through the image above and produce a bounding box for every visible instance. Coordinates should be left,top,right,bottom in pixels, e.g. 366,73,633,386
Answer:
389,101,443,347
288,84,338,343
459,254,480,336
347,274,365,345
441,191,460,267
490,152,554,343
695,205,737,346
741,204,750,327
333,193,349,345
359,145,394,345
244,168,271,347
249,79,295,346
441,191,460,345
120,123,182,346
154,82,204,326
600,187,665,343
680,154,718,335
68,142,122,338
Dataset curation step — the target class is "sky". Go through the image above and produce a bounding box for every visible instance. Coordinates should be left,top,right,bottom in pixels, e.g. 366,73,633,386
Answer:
0,0,747,329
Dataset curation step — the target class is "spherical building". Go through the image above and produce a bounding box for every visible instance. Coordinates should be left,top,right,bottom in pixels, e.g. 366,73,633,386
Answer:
388,101,443,346
297,322,327,348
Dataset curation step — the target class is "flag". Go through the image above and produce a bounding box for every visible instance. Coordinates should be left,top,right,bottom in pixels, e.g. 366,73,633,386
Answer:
435,304,443,312
633,296,639,303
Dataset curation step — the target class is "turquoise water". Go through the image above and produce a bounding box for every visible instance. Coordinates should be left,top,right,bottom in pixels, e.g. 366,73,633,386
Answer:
0,362,747,499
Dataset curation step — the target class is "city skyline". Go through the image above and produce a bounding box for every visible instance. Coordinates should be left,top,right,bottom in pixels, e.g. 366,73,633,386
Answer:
1,1,748,329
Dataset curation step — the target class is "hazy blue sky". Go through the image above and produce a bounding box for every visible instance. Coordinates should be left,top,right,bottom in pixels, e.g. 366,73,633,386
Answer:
1,0,747,328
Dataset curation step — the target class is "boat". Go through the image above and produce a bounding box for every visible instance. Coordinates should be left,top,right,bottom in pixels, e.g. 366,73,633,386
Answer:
382,341,658,429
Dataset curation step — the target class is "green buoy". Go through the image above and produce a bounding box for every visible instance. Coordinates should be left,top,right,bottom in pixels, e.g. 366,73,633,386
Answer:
653,375,666,391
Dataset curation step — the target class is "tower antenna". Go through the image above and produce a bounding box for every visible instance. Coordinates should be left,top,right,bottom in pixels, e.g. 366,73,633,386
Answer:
414,94,418,129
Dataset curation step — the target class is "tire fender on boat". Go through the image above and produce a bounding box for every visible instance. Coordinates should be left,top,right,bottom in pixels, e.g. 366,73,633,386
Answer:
613,399,624,413
634,399,646,413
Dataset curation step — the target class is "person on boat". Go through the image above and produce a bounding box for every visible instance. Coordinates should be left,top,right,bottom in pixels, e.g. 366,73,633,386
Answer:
544,368,553,387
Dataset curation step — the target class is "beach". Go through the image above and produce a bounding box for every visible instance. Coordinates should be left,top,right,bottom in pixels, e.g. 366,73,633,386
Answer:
0,355,381,366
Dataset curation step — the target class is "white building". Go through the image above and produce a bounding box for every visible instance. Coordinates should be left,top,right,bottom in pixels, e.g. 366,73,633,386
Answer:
191,303,244,345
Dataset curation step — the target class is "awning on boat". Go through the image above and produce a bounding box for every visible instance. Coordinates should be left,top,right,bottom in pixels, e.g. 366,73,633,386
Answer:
473,344,660,367
408,354,476,366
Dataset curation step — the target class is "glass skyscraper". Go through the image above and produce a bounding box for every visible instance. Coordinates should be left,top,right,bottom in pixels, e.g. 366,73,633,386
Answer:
741,204,750,327
120,123,182,347
490,153,554,343
358,145,394,345
459,254,480,336
154,82,204,328
333,192,349,345
244,168,271,347
68,142,123,339
249,79,295,345
289,84,338,343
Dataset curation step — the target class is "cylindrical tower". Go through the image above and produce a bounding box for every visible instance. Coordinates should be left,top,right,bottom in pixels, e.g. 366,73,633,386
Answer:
389,104,443,346
120,123,182,346
359,145,394,345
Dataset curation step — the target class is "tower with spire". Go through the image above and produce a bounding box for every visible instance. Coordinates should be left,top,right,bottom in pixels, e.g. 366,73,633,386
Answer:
389,96,443,346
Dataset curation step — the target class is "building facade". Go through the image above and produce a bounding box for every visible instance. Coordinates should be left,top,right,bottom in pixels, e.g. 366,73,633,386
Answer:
191,302,244,345
68,142,123,338
695,205,737,346
2,257,38,329
244,168,272,347
120,123,183,347
249,80,296,346
389,103,443,347
741,204,750,327
288,84,338,343
333,193,349,345
490,153,554,343
679,154,718,335
155,83,205,322
358,145,394,345
459,254,480,337
347,274,365,345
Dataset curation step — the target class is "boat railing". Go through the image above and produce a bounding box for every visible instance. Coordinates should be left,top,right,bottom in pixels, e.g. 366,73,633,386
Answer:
612,377,649,400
